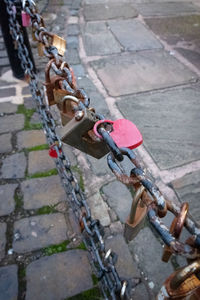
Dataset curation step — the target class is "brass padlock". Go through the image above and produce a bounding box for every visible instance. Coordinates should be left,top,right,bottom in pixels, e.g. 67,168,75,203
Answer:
61,109,109,159
58,95,79,126
124,186,147,242
39,31,66,56
162,203,189,263
44,59,64,106
157,260,200,299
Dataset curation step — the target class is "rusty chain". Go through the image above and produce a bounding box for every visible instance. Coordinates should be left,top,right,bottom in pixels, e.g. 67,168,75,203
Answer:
5,0,200,298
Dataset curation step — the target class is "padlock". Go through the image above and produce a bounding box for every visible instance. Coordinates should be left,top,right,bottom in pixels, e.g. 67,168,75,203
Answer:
93,119,143,150
58,95,80,126
61,109,109,159
162,203,188,263
39,32,66,56
157,260,200,299
124,186,147,242
37,42,44,56
21,10,31,27
44,60,64,106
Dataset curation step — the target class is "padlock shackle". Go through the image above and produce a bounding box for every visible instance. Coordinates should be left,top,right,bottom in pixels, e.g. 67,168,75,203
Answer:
170,259,200,290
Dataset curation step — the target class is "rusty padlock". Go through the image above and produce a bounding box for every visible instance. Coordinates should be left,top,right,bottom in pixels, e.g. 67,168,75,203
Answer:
44,59,64,106
124,186,147,242
61,108,109,159
162,202,189,263
157,259,200,299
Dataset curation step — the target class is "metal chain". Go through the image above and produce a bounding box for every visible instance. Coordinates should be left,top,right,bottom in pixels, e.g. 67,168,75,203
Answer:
5,1,129,299
5,0,200,298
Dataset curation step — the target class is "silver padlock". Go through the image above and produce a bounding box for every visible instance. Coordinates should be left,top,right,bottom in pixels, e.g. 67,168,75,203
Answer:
124,186,147,242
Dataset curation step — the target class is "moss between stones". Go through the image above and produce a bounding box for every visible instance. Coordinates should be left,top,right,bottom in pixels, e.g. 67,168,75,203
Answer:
42,240,70,256
76,241,87,251
91,274,99,285
71,165,85,191
14,189,23,210
27,144,49,152
17,104,42,130
66,287,102,300
26,168,58,179
36,205,57,215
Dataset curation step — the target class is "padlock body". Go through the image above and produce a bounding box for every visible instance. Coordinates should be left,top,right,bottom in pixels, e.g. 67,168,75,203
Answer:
61,110,109,159
124,204,147,242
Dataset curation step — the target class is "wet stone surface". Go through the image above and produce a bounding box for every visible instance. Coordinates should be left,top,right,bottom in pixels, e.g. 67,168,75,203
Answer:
13,213,68,253
0,152,26,179
0,265,18,300
0,223,6,261
172,170,200,224
146,15,200,69
0,184,17,216
22,176,66,210
28,150,55,175
117,85,200,169
26,250,93,300
91,50,196,97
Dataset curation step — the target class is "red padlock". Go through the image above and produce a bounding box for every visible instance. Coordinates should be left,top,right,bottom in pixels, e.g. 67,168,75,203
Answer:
93,119,143,149
49,145,62,158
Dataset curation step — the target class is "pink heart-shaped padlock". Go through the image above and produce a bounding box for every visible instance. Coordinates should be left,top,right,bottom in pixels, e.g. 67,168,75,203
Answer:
93,119,143,149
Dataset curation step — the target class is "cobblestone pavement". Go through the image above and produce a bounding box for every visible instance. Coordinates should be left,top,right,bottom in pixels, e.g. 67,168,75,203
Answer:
0,0,200,299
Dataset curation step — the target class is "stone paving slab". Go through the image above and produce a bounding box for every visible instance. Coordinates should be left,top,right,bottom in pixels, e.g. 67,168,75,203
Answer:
172,170,200,224
91,50,196,97
26,250,93,300
83,3,138,21
17,130,46,150
0,114,24,134
0,152,26,179
108,19,162,51
88,192,110,226
0,223,6,261
106,234,140,279
134,2,200,17
28,150,55,175
0,88,16,98
0,133,12,153
13,213,68,253
146,15,200,69
0,102,17,113
0,184,17,216
129,227,174,296
22,176,66,210
117,84,200,169
83,21,121,56
102,180,132,222
0,265,18,300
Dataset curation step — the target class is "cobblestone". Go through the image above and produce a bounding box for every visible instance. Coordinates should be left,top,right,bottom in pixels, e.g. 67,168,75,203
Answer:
67,24,80,35
0,223,6,261
0,152,26,179
30,112,40,124
0,184,17,216
0,265,18,300
0,114,24,134
0,101,17,113
106,234,140,279
26,250,93,300
28,150,55,175
17,130,46,150
22,176,66,209
13,214,68,253
88,192,110,226
23,96,37,110
0,133,12,153
102,181,132,222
